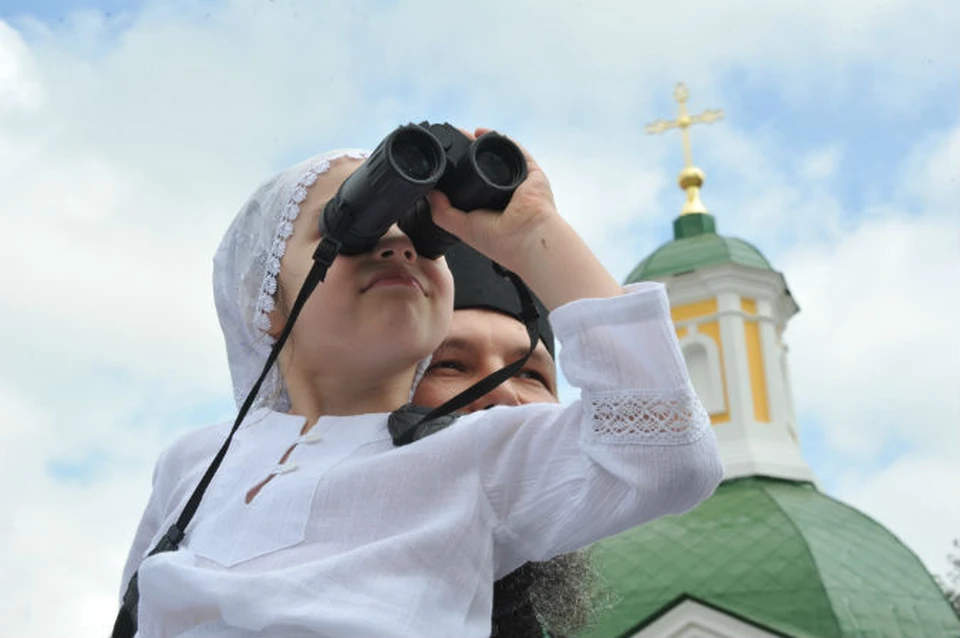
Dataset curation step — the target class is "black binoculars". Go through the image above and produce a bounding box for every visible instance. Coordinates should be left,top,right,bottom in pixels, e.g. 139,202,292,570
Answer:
318,122,528,259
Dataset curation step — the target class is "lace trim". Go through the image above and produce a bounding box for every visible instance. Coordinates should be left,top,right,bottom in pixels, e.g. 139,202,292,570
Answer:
252,151,369,336
585,388,710,445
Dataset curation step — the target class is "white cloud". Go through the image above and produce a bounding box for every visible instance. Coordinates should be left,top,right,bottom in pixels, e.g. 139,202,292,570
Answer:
902,123,960,213
784,209,960,455
0,0,958,635
798,146,842,183
0,21,42,111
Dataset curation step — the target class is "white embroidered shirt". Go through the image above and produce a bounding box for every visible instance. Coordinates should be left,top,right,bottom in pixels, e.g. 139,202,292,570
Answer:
120,282,723,637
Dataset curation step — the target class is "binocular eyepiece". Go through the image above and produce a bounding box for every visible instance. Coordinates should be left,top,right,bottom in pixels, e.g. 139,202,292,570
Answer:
319,122,527,259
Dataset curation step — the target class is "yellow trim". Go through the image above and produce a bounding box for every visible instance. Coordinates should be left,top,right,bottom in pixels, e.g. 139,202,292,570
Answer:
671,299,718,323
676,326,689,339
741,298,757,315
696,321,729,424
744,320,770,422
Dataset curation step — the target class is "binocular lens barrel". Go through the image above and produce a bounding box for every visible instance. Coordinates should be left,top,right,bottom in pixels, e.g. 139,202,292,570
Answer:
397,198,459,260
321,126,446,255
389,128,446,183
441,131,528,212
472,136,526,189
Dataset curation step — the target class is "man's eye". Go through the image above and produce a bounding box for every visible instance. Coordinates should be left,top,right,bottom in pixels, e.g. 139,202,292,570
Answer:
428,360,466,373
516,369,549,387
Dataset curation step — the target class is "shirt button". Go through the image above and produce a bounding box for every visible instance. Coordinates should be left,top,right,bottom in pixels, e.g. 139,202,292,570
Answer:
272,462,299,475
298,432,323,444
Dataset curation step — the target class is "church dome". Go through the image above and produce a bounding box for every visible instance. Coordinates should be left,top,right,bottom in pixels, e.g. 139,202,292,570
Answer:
585,477,960,637
625,212,773,283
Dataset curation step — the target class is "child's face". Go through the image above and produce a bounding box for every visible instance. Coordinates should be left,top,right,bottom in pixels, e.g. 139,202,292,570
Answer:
271,158,454,375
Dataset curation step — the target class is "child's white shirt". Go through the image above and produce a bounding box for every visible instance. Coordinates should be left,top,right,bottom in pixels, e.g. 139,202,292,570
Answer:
121,282,723,638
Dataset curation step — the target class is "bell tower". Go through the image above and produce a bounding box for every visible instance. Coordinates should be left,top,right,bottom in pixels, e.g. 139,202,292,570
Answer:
633,83,813,483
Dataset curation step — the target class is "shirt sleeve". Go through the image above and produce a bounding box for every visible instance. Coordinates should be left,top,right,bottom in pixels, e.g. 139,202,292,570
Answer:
473,282,724,574
118,449,170,603
117,423,227,602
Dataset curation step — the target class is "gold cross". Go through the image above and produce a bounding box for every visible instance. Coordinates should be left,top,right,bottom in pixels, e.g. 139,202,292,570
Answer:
646,83,724,168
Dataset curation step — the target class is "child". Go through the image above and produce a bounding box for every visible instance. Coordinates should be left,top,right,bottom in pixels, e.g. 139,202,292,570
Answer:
118,130,723,638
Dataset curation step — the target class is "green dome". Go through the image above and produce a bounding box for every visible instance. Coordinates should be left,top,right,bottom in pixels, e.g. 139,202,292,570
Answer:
584,477,960,637
625,213,773,283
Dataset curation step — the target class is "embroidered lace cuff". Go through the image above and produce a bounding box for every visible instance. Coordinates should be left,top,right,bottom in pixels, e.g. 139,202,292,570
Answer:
584,387,710,445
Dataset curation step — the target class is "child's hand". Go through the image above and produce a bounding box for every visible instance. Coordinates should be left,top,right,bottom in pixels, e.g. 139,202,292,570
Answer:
428,128,623,311
427,128,557,272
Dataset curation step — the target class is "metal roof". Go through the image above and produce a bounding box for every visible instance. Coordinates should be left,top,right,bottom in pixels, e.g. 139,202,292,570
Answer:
624,213,773,282
583,477,960,637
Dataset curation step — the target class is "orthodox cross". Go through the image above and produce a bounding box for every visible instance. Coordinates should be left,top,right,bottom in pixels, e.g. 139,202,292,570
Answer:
646,82,724,168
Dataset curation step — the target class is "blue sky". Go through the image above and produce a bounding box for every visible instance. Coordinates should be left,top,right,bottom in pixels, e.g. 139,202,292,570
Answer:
0,0,957,635
1,0,140,19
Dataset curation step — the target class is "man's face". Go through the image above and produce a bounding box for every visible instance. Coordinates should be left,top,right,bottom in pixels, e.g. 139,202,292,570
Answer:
413,308,558,412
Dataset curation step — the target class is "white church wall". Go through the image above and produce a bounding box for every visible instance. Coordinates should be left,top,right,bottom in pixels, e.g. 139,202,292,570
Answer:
630,598,786,638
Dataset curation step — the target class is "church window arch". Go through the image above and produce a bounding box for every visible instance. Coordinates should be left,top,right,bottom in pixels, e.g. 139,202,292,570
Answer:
680,334,726,415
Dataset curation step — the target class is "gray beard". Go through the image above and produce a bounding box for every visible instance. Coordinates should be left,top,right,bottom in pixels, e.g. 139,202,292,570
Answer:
527,548,615,636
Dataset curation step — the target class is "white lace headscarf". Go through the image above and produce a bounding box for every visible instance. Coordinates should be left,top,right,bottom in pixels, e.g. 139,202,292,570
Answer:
213,149,432,413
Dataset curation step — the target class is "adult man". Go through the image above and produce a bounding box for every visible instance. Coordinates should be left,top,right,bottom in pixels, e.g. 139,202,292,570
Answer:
414,240,558,413
412,242,601,638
